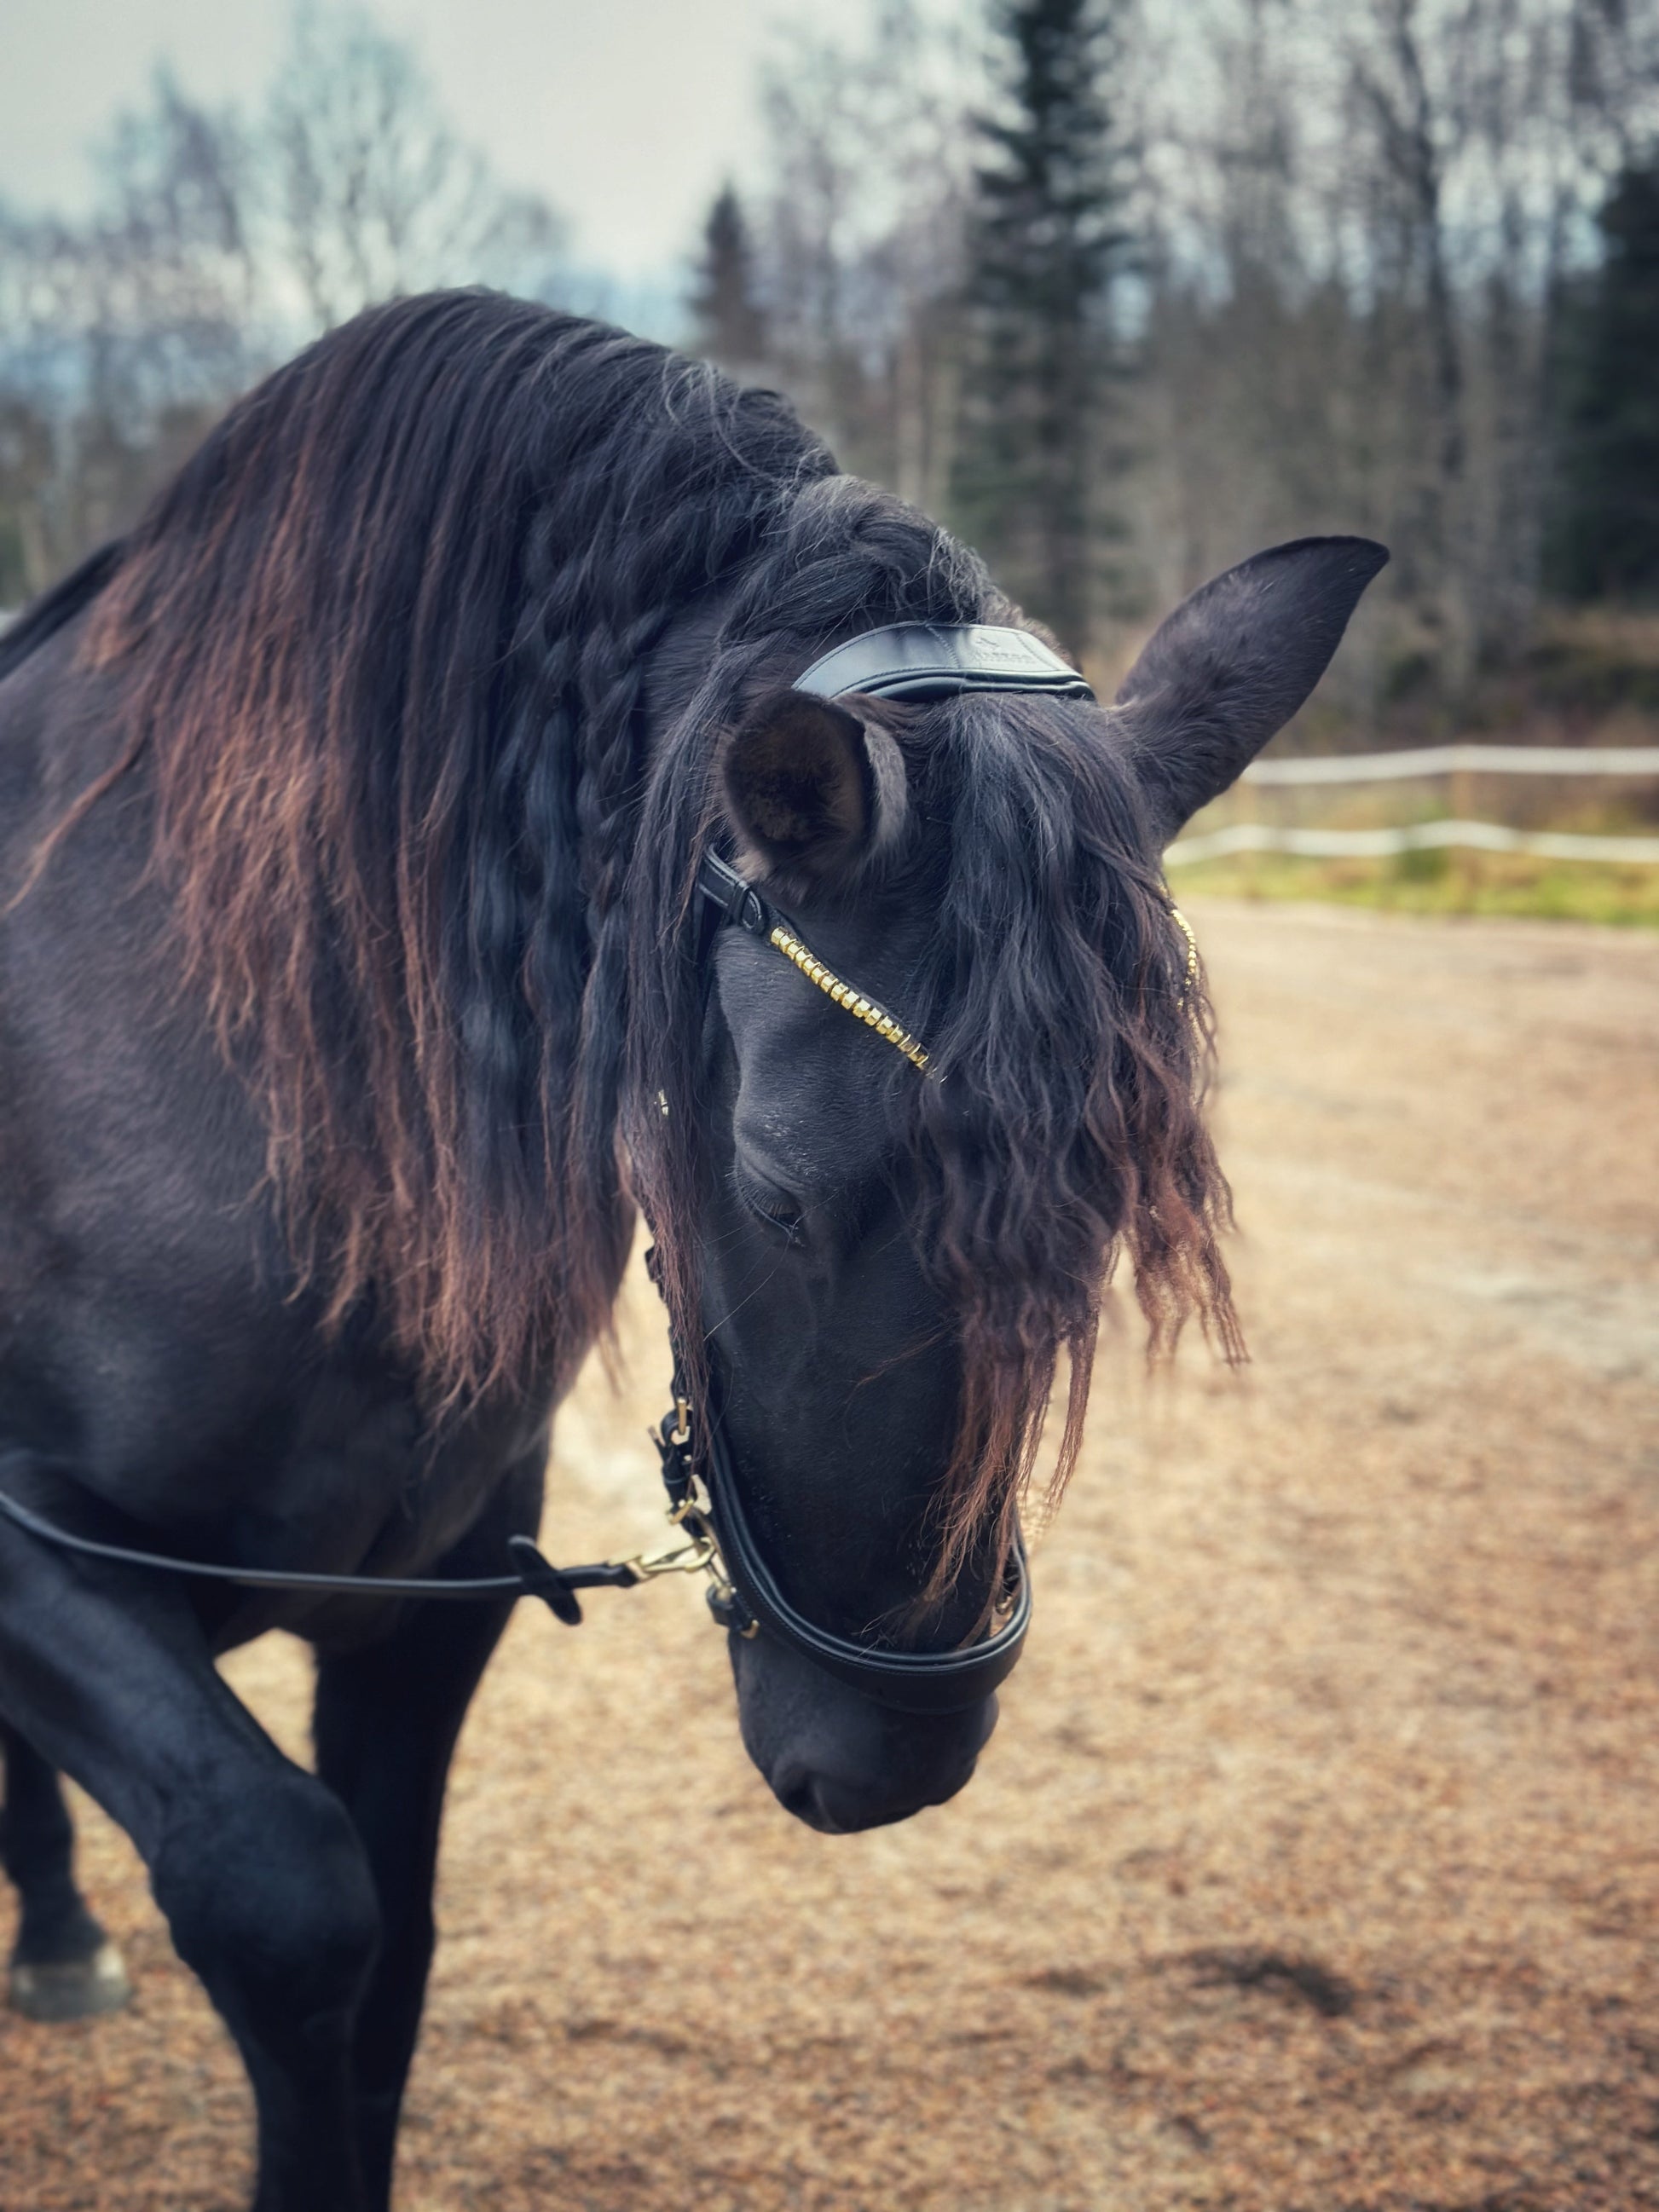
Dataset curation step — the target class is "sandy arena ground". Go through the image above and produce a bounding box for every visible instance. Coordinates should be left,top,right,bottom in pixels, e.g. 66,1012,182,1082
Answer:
3,896,1658,2212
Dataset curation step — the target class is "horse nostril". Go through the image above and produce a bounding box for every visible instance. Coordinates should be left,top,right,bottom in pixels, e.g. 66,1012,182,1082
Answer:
758,1701,997,1834
772,1763,980,1834
774,1766,835,1830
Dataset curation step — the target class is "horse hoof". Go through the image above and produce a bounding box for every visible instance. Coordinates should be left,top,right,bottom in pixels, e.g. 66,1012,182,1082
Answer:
8,1941,132,2022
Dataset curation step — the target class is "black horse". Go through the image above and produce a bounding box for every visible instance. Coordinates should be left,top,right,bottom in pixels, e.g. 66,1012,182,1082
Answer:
0,292,1384,2209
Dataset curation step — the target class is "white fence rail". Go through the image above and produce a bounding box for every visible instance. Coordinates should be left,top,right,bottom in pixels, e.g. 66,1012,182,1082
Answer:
1168,743,1659,868
1240,742,1659,785
1169,819,1659,866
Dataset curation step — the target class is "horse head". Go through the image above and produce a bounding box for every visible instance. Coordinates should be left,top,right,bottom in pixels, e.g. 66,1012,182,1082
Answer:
674,536,1387,1832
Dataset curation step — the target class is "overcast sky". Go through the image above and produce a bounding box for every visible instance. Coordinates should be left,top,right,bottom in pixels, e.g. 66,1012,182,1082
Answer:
0,0,853,282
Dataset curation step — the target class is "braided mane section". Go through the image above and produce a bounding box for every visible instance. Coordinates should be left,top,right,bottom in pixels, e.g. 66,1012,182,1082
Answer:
67,292,833,1401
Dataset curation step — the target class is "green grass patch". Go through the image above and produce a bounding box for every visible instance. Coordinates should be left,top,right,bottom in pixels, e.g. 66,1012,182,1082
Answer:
1169,847,1659,927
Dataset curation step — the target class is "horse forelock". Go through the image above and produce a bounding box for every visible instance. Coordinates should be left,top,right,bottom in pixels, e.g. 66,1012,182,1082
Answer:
899,691,1241,1591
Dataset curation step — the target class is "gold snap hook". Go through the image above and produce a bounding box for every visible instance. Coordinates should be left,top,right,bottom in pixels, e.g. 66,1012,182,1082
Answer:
621,1532,718,1580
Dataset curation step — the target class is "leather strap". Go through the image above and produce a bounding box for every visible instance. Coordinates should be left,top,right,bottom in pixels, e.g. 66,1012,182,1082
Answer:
702,1415,1029,1714
794,622,1093,703
0,1459,636,1628
697,851,773,939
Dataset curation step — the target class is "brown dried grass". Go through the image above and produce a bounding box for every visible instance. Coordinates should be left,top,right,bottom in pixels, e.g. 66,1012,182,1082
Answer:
3,898,1658,2211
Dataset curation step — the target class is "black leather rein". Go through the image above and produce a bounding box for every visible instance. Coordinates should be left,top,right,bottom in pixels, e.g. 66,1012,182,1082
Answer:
0,1468,621,1627
0,623,1076,1710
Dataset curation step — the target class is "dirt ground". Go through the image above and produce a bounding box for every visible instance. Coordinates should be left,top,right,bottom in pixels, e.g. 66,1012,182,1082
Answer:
3,896,1658,2212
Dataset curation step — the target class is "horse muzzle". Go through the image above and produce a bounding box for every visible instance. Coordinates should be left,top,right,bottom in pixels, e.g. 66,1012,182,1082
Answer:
729,1628,1001,1832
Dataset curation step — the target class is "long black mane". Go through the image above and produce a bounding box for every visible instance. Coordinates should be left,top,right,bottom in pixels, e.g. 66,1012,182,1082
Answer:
21,288,1234,1564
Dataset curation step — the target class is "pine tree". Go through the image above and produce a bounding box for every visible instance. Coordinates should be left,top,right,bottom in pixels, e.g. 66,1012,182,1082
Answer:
1547,158,1659,603
690,184,769,378
950,0,1132,655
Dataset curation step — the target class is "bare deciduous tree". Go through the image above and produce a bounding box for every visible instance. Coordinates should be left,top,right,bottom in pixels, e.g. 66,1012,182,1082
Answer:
752,0,978,511
269,4,565,332
0,5,569,602
1126,0,1655,713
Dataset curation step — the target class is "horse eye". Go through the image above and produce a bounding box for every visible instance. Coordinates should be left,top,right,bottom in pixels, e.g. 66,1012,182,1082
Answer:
734,1169,805,1244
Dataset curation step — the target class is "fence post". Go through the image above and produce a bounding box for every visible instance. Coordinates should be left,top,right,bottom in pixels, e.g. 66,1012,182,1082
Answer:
1451,762,1476,906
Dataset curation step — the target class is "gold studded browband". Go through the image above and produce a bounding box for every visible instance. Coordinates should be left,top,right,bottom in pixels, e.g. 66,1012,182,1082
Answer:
697,623,1199,1076
697,853,933,1071
696,852,1197,1077
766,919,934,1071
1171,902,1199,1002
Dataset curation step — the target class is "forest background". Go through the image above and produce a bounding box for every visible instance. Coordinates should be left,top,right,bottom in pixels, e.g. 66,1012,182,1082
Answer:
3,0,1659,765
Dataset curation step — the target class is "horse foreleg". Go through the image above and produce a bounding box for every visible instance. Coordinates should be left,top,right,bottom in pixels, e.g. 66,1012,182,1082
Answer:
0,1469,381,2212
1,1720,131,2019
312,1458,541,2212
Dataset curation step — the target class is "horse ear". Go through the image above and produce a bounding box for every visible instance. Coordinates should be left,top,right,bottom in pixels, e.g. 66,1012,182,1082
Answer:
721,689,907,885
1113,536,1389,843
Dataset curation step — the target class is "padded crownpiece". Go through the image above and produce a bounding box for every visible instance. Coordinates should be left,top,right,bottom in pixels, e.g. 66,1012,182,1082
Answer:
794,622,1094,703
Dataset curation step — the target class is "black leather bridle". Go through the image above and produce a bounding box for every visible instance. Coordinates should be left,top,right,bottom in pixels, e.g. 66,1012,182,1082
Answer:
0,625,1087,1714
644,1360,1032,1715
626,621,1087,1707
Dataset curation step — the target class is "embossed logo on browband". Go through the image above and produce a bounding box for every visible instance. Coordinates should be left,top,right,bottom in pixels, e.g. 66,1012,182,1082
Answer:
793,621,1095,704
